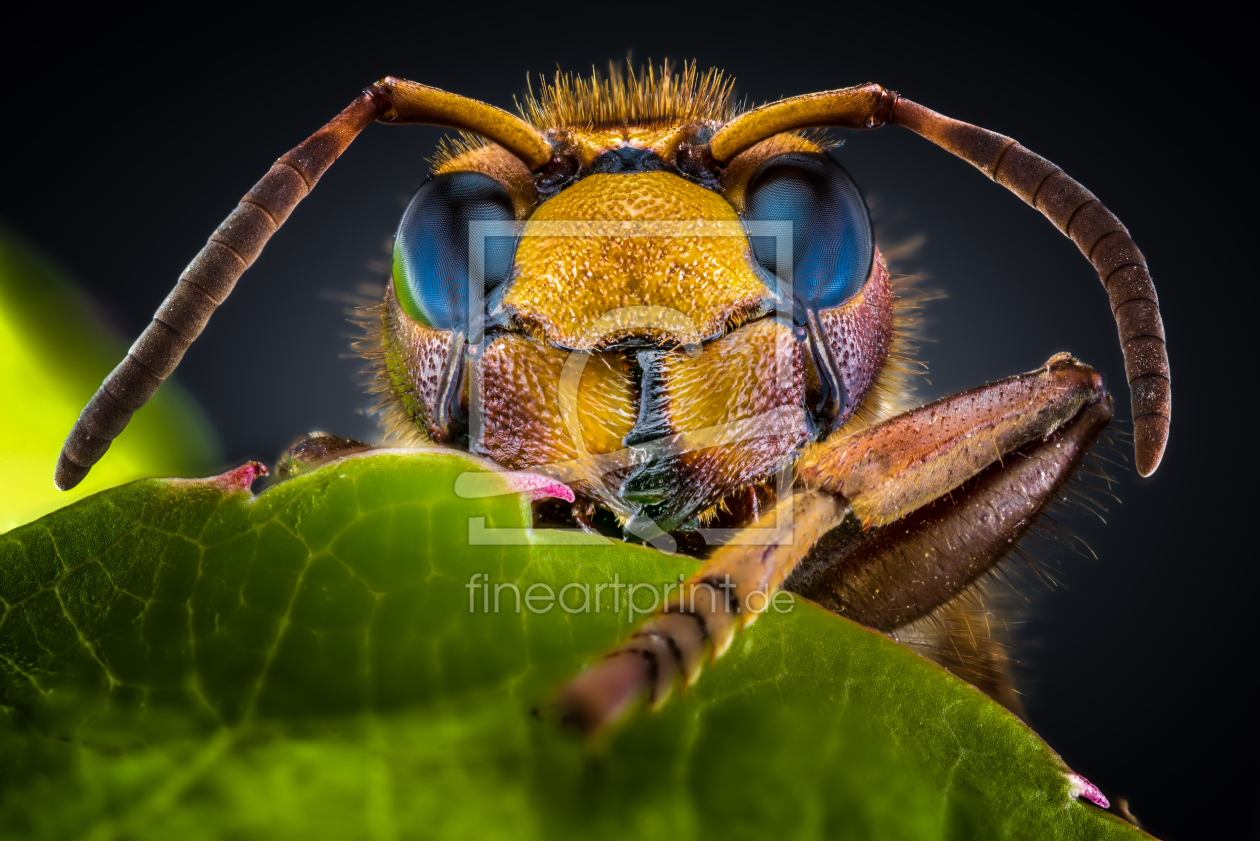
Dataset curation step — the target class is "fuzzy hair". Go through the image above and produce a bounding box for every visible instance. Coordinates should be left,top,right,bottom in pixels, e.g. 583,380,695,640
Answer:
519,60,738,131
348,281,432,449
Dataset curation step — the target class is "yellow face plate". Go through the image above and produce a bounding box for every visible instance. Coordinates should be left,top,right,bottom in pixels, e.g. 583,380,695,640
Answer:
502,172,770,350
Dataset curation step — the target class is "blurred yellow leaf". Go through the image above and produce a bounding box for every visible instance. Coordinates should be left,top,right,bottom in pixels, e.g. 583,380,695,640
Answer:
0,225,220,531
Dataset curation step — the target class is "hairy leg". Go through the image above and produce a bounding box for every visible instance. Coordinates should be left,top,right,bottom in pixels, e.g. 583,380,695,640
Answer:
556,354,1112,732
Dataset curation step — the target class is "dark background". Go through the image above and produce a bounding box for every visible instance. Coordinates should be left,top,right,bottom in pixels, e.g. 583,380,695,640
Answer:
1,8,1250,839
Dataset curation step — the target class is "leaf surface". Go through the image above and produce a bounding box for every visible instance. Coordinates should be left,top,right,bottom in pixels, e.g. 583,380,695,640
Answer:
0,451,1150,840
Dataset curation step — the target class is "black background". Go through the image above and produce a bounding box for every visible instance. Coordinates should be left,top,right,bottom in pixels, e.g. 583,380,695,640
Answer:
1,7,1251,839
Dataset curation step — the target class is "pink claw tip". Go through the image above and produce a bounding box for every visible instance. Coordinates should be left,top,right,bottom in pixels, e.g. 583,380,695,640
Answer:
504,472,576,503
213,461,268,493
1066,773,1109,809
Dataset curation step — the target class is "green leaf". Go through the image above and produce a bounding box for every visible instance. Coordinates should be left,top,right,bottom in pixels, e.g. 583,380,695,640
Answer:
0,225,220,532
0,451,1151,840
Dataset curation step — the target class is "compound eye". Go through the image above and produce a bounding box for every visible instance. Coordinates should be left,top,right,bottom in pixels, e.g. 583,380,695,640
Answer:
743,152,873,311
392,171,517,330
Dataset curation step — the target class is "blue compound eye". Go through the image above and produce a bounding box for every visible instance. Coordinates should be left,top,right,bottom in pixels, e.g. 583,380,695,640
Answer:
392,171,517,330
743,151,874,311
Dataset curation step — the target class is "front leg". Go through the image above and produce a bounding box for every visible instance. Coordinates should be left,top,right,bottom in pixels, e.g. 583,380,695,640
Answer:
556,354,1112,732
